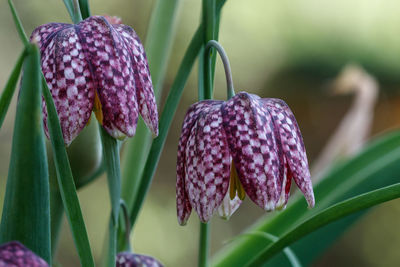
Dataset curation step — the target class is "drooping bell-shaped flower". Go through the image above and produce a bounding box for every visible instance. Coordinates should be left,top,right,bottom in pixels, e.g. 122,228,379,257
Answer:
0,241,49,267
117,252,164,267
30,15,158,145
176,92,315,225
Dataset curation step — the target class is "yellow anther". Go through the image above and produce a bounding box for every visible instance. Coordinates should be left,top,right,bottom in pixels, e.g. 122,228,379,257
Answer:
93,90,103,125
229,162,246,200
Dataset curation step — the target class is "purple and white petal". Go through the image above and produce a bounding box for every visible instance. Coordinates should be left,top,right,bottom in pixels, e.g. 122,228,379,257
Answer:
38,26,95,145
0,241,48,267
116,252,163,267
114,25,159,136
77,16,139,139
176,100,223,225
185,105,230,222
222,92,280,211
30,23,70,54
217,189,242,220
262,98,314,207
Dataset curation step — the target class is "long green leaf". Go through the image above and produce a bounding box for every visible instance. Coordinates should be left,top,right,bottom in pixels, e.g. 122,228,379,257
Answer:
99,126,121,225
0,49,26,128
212,130,400,267
237,232,302,267
42,76,94,267
121,0,182,217
248,182,400,266
0,44,51,263
128,0,227,230
128,26,203,228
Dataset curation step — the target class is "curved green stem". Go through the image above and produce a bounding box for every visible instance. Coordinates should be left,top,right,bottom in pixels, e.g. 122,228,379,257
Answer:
204,40,235,99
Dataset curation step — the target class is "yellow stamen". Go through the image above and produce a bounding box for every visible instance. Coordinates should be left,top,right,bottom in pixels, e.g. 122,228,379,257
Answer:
230,162,246,200
93,91,103,125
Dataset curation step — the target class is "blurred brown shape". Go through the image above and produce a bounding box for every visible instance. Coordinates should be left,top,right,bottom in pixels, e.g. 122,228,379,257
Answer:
311,64,379,180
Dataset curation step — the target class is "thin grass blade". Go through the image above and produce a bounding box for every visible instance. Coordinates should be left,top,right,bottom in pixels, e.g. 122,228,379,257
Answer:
0,49,26,128
42,76,94,266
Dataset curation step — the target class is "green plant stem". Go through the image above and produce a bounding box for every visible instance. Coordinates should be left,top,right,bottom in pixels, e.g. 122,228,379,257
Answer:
204,40,235,99
99,127,121,225
62,0,82,24
203,0,216,99
0,49,26,129
121,0,181,221
199,223,210,267
78,0,91,19
248,182,400,266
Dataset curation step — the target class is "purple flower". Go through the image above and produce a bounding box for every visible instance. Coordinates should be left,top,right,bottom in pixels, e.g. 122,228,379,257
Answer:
176,92,315,224
117,252,164,267
30,16,158,145
0,241,49,267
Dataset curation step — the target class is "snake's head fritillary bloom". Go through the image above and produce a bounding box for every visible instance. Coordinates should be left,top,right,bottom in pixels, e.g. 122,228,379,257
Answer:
176,92,314,225
30,16,158,145
117,252,164,267
0,241,49,267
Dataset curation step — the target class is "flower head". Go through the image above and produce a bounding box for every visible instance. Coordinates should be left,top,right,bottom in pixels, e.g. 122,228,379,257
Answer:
30,16,158,145
0,241,49,267
176,92,314,225
117,252,164,267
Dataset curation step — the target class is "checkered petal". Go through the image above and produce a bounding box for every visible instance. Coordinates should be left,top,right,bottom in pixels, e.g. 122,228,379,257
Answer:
184,104,230,223
217,189,242,219
114,24,159,136
30,23,70,54
176,100,223,225
77,16,139,139
34,25,95,145
222,92,281,211
0,241,49,267
262,98,315,207
116,252,163,267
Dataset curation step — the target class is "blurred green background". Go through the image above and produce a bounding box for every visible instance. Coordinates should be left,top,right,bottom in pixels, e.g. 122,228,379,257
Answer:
1,0,400,266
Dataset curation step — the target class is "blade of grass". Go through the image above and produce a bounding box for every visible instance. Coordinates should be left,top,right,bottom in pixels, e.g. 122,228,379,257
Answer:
8,0,28,46
42,75,94,266
99,126,121,225
0,44,50,263
0,49,26,128
121,0,182,216
248,182,400,266
128,0,227,230
212,130,400,267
